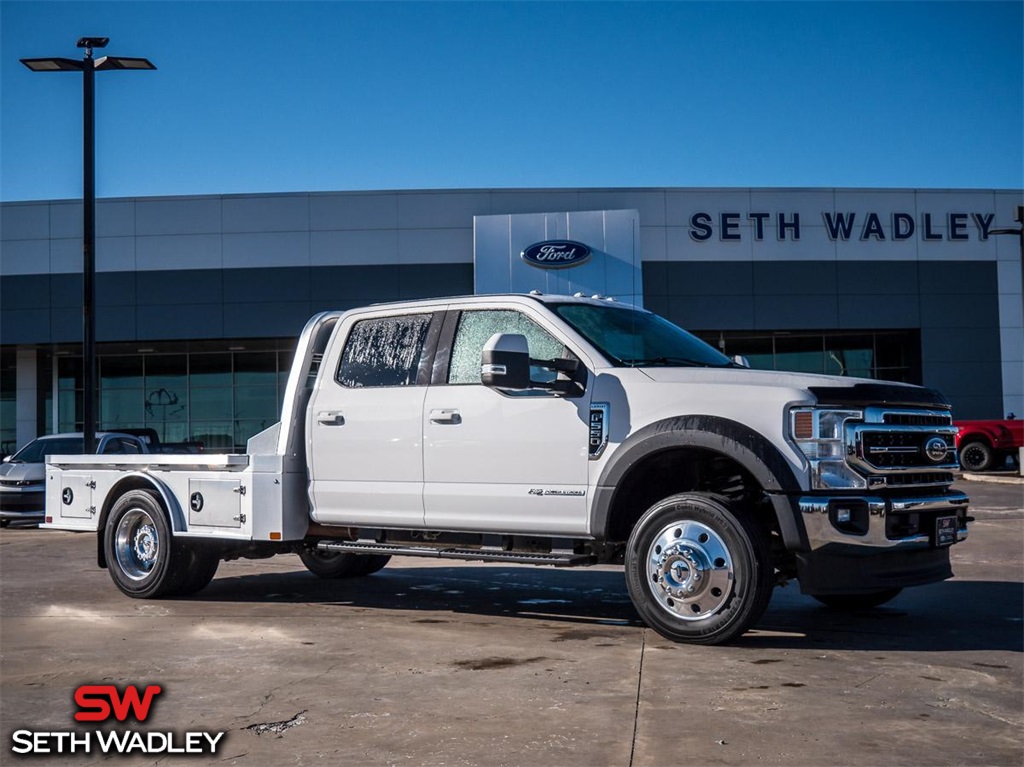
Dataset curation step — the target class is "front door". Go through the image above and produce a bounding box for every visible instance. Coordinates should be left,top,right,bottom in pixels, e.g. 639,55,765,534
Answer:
423,309,592,535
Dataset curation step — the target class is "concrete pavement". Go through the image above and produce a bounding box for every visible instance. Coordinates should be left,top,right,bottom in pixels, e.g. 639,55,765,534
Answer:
1,480,1021,766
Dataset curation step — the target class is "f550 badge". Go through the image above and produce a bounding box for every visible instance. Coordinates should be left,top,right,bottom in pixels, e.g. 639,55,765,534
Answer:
589,403,610,459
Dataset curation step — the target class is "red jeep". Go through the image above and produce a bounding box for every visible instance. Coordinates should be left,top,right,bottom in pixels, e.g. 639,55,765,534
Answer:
954,417,1024,472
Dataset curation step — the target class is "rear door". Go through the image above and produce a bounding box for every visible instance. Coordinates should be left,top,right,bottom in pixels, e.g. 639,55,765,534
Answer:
307,310,441,527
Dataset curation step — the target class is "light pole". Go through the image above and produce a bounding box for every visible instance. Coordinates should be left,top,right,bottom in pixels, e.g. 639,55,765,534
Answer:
989,205,1024,297
988,205,1024,420
21,38,155,454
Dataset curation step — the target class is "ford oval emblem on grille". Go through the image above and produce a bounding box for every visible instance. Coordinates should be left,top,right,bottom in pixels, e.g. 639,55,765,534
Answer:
924,436,949,463
521,240,592,269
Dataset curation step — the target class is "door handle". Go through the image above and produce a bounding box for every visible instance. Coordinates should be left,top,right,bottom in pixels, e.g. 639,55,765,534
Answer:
318,412,345,426
429,409,462,425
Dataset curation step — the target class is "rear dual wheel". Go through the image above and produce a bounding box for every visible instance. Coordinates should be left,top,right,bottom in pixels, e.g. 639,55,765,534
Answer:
625,493,774,645
104,489,218,598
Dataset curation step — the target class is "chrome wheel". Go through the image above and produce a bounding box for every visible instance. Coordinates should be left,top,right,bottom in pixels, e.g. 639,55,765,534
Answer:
625,493,774,645
647,520,734,620
104,489,181,598
114,508,161,581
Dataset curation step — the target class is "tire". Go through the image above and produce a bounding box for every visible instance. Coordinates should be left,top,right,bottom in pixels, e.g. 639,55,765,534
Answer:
0,520,9,528
299,547,391,579
103,489,183,598
811,588,902,610
172,543,220,596
624,493,774,645
959,441,994,472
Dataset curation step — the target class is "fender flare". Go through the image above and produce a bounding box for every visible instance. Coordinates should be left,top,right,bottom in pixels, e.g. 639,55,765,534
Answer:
96,472,186,568
590,415,808,551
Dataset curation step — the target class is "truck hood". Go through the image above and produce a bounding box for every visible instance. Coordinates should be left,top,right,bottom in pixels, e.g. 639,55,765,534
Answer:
0,462,45,482
639,367,879,389
638,368,948,408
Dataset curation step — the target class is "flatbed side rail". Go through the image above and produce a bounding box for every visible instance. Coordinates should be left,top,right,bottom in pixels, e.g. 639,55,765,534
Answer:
46,454,250,471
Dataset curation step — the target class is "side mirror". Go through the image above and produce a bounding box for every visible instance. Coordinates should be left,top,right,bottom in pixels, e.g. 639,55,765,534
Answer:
481,333,531,390
2,455,10,464
732,355,750,368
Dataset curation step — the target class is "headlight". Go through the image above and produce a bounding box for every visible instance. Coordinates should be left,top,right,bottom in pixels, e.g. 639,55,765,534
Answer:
790,408,866,489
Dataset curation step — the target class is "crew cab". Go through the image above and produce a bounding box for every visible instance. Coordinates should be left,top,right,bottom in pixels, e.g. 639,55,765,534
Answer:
42,294,971,644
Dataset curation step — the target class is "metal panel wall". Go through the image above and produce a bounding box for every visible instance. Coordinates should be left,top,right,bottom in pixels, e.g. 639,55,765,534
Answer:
473,209,643,306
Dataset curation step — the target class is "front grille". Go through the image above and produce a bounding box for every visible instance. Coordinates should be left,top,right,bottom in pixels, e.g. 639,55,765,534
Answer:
848,408,958,489
882,413,951,426
861,432,946,468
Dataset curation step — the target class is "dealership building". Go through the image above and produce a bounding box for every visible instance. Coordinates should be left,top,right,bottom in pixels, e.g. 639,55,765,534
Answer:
1,186,1021,454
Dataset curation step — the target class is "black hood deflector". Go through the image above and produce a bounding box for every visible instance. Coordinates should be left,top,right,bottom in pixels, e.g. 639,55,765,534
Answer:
809,383,950,409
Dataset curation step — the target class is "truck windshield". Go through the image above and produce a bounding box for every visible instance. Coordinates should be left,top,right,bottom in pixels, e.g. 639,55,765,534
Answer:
551,303,735,368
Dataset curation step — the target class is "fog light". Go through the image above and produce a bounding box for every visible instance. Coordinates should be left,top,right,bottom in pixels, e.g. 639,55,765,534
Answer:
829,500,869,535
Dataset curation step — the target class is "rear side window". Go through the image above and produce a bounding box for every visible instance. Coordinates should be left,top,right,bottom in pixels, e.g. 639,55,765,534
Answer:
337,314,433,388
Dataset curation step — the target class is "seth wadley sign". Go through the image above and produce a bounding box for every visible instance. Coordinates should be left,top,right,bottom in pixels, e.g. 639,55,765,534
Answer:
687,210,997,242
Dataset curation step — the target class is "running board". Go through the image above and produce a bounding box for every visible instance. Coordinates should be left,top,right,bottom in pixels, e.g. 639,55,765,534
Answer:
317,540,594,567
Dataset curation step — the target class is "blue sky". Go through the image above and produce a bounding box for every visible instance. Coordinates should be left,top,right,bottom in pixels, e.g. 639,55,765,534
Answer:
1,1,1021,202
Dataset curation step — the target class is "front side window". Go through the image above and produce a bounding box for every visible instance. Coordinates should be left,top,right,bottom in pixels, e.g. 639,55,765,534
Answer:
448,310,567,385
337,314,432,388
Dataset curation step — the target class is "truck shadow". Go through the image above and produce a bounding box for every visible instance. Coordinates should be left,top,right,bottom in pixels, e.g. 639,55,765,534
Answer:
196,562,1023,653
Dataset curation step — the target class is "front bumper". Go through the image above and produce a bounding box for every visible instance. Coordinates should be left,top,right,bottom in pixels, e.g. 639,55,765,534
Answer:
792,490,970,594
797,491,969,551
0,487,45,519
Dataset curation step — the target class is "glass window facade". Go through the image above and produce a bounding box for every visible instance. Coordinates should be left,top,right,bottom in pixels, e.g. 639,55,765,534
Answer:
0,350,15,458
699,329,922,384
54,345,294,453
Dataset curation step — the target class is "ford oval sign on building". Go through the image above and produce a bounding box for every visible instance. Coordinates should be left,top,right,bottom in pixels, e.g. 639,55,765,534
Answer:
521,240,592,269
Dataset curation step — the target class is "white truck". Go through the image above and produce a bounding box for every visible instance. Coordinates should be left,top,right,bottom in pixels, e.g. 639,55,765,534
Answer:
44,294,971,645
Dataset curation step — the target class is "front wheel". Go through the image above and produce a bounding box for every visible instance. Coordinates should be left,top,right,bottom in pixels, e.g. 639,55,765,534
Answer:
959,441,994,472
625,493,774,645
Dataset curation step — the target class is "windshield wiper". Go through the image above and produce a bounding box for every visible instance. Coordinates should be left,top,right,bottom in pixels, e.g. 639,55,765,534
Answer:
621,356,730,368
